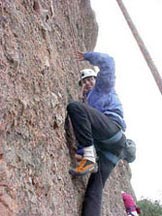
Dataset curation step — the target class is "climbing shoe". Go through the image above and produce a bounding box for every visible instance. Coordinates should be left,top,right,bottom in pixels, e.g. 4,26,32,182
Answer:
69,159,98,176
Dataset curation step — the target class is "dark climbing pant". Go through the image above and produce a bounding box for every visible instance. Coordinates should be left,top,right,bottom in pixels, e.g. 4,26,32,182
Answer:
67,101,126,216
67,101,120,149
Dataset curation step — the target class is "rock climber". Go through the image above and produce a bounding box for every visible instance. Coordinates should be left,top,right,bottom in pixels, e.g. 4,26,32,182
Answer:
121,191,141,216
66,51,127,216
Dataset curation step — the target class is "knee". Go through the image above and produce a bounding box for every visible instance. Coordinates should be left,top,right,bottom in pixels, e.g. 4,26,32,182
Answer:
67,101,81,113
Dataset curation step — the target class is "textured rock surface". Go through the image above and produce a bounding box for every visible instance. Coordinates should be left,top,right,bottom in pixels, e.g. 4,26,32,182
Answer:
0,0,135,215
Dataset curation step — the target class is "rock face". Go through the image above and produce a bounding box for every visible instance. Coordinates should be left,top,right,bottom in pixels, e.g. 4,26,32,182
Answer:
0,0,135,215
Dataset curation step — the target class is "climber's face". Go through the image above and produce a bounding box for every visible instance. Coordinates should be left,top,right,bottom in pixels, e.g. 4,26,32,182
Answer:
81,76,96,93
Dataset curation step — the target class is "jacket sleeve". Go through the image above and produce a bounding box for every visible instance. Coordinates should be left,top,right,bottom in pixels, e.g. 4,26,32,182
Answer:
83,52,115,92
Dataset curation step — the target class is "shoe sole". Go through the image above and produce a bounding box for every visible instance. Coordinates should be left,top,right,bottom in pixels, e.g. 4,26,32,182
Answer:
69,164,98,176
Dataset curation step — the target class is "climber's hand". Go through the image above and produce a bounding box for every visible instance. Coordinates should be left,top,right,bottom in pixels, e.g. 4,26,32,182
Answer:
74,51,84,61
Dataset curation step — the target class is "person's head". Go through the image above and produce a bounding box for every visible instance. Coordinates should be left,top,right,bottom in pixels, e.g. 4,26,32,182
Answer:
78,69,97,93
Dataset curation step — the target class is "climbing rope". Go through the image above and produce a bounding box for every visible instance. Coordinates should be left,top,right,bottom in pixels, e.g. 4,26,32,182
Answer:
116,0,162,95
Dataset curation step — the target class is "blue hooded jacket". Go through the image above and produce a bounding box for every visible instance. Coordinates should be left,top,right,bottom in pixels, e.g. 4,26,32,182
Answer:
83,51,126,131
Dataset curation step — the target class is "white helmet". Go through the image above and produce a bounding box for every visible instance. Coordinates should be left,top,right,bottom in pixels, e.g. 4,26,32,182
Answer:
78,68,97,86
